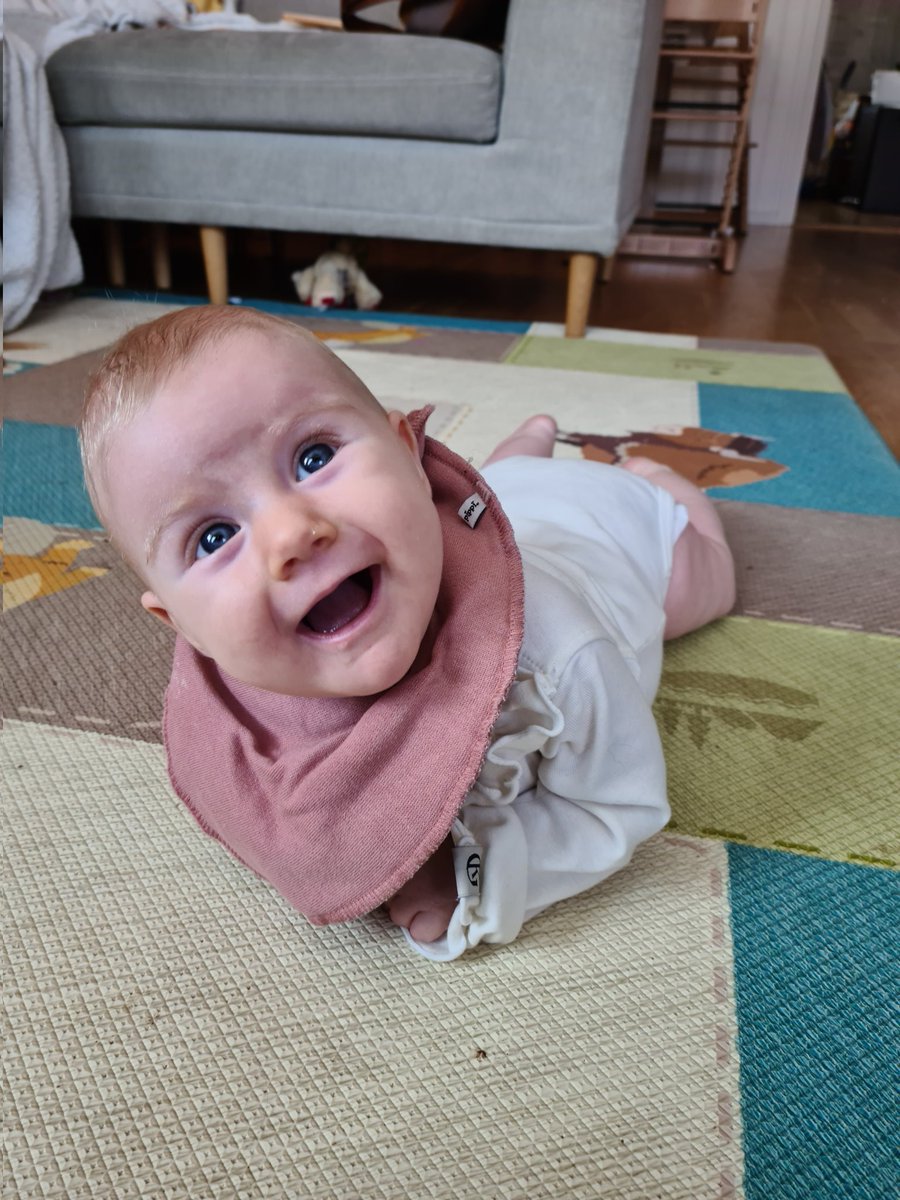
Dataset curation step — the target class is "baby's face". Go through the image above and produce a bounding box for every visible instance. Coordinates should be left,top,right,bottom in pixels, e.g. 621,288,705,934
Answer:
101,327,444,698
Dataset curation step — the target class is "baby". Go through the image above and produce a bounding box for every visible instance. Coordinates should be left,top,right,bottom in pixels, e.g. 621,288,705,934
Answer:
80,305,735,961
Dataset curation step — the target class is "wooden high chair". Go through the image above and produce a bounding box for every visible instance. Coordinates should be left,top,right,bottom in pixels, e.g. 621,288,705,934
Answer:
619,0,770,272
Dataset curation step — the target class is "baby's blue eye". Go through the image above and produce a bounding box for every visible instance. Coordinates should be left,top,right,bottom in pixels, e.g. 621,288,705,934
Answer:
196,522,238,559
296,442,335,480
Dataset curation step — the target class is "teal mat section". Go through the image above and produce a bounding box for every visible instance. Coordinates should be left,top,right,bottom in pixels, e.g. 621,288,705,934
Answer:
700,384,900,517
6,421,99,528
728,845,899,1200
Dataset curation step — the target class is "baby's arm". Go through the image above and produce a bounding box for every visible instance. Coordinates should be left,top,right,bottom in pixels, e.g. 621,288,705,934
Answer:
403,637,670,960
475,637,670,935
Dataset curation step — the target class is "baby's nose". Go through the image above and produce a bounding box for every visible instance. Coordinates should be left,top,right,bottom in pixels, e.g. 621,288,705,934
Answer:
262,506,337,581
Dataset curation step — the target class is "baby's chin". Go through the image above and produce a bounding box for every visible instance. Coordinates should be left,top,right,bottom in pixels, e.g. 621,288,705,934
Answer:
229,646,427,700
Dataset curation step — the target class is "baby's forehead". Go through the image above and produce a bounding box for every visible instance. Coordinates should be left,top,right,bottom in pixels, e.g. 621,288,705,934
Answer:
154,322,370,403
262,331,388,422
145,333,383,439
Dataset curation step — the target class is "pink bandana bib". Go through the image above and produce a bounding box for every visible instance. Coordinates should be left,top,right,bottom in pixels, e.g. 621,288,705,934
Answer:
163,409,524,925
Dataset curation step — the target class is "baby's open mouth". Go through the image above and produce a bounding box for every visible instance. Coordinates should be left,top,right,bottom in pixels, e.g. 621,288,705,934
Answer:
299,568,375,636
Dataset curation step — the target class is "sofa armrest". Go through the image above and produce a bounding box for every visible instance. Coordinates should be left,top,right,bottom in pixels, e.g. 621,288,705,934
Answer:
500,0,663,225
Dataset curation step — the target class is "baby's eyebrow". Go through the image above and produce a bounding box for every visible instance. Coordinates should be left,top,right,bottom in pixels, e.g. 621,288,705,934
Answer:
143,495,200,566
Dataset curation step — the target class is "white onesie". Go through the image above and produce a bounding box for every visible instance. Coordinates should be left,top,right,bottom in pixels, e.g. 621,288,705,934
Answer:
405,457,688,960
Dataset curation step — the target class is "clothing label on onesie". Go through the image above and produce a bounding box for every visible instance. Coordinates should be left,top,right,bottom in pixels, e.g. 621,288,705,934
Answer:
458,493,487,528
453,844,483,899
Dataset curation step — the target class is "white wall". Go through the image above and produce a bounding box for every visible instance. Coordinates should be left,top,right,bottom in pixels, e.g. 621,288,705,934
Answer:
748,0,833,225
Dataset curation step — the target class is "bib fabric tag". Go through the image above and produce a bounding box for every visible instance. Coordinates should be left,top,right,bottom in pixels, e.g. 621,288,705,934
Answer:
453,844,483,900
458,493,487,528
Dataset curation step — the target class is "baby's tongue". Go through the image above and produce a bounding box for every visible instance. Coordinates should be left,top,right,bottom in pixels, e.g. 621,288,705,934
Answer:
303,572,370,634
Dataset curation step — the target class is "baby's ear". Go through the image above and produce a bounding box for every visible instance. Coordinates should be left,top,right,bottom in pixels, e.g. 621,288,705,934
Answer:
141,591,176,630
387,409,420,450
387,410,432,492
402,406,435,453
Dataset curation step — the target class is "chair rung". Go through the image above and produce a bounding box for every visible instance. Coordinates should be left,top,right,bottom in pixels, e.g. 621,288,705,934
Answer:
660,47,755,60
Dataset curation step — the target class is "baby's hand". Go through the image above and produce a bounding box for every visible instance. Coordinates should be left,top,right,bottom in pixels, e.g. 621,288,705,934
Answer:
385,835,456,943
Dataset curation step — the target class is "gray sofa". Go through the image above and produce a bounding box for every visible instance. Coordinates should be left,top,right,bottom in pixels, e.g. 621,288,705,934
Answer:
45,0,663,335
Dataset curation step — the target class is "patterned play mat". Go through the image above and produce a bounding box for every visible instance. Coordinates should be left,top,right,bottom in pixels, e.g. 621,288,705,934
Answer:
4,293,898,1199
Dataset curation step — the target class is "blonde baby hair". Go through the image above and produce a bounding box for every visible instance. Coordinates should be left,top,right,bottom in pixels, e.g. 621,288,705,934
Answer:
79,304,377,531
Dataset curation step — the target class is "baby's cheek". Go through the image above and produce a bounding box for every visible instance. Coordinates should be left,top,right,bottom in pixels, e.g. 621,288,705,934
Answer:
190,591,251,658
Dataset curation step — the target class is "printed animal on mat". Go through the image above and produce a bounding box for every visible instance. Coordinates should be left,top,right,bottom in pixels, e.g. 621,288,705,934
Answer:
557,425,787,489
1,519,108,611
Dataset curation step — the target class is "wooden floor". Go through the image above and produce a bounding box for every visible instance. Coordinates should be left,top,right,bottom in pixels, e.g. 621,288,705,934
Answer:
76,218,900,458
794,198,900,234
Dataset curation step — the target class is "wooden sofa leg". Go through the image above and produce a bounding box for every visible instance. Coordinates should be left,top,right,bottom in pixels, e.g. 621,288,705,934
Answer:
105,221,126,288
199,225,229,305
565,252,597,338
151,224,172,290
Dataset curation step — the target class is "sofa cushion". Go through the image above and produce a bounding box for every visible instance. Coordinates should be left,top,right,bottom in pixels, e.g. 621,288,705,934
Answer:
46,28,502,143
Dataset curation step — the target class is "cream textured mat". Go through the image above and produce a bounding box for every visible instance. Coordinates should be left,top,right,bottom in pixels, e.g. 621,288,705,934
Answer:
4,720,743,1198
7,296,897,1199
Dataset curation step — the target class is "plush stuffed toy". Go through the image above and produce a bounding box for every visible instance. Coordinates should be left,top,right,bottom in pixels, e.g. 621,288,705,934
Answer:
292,250,383,311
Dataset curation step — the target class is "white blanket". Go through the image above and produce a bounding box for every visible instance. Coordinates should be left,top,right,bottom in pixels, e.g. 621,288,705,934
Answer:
2,27,83,332
1,1,188,332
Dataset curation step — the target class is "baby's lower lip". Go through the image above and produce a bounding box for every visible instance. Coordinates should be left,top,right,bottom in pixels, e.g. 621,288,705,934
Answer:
297,567,379,639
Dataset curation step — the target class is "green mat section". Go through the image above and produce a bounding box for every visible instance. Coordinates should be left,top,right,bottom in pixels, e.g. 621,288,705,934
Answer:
505,337,846,392
657,617,899,868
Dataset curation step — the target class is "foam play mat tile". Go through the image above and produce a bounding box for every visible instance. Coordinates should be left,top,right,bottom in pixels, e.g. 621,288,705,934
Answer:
659,617,899,868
